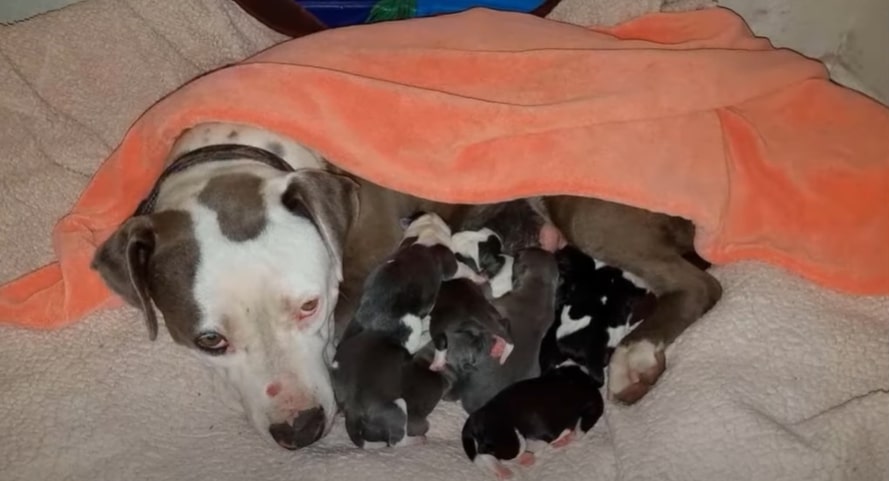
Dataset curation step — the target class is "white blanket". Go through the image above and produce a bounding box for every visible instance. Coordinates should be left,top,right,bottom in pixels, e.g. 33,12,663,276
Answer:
1,1,887,480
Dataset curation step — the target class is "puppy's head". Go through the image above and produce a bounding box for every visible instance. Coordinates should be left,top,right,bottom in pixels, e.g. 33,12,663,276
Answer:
451,228,506,279
91,168,358,450
512,247,559,293
428,282,514,373
400,212,452,248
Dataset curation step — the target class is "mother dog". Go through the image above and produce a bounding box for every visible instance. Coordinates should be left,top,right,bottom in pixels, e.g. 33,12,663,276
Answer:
91,122,721,449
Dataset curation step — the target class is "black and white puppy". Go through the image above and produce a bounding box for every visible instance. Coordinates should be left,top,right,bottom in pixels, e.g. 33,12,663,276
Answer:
539,245,656,386
343,212,478,353
451,228,515,299
452,199,561,299
332,331,447,448
461,363,604,480
449,248,560,414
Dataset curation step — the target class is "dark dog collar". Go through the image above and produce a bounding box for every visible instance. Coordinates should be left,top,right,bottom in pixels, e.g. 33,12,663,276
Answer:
134,144,295,216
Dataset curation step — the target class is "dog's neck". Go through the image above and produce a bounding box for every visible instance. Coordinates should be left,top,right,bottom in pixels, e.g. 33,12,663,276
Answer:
135,144,295,215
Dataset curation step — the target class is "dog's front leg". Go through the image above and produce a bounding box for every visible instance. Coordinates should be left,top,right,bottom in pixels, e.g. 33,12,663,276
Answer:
545,196,722,404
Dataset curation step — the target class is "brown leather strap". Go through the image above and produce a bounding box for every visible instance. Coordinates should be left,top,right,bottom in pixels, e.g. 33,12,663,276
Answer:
231,0,564,38
231,0,328,37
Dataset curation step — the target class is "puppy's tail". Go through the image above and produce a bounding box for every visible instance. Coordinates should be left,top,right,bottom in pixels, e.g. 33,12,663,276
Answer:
461,417,479,461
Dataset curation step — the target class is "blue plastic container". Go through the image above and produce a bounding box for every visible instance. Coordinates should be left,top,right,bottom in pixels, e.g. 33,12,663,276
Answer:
297,0,544,28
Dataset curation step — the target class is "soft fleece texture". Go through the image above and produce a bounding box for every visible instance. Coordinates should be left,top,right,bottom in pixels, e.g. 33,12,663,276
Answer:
1,1,888,481
2,3,889,331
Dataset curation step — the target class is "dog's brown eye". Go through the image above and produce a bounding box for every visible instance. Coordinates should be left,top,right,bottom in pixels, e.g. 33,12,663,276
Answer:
195,332,229,354
299,298,319,316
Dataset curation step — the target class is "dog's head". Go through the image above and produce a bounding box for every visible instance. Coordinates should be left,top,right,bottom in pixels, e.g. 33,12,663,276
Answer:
92,167,359,450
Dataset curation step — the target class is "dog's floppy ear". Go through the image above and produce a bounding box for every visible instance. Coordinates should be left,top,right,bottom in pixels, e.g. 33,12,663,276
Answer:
91,216,159,340
280,169,360,280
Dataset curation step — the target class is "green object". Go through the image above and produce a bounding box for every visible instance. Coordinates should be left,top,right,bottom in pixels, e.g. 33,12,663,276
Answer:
366,0,417,22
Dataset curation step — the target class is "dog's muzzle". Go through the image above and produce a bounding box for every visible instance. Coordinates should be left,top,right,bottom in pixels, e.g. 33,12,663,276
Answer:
268,407,326,449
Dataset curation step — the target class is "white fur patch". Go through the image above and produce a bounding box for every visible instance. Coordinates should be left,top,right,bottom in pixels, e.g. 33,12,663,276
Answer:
169,122,325,171
621,270,649,290
403,213,453,248
430,349,448,371
474,454,510,479
488,255,514,299
401,313,430,354
187,178,339,442
556,305,591,340
451,228,499,271
556,358,589,375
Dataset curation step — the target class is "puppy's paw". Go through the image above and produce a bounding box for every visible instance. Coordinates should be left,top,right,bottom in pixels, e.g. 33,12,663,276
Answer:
395,435,427,447
608,339,665,404
516,451,536,467
475,454,513,480
550,429,576,449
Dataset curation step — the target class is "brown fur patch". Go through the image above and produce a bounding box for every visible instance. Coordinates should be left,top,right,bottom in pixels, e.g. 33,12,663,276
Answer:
198,173,267,242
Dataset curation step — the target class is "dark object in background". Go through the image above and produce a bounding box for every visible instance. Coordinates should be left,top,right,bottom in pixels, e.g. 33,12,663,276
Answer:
231,0,563,37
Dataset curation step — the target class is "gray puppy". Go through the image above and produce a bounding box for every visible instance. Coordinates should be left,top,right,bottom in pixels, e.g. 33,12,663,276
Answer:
426,278,515,374
333,332,447,448
332,212,473,448
445,248,560,413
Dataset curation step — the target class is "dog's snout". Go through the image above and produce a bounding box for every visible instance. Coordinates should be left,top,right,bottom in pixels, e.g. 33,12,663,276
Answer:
269,407,326,450
265,382,282,398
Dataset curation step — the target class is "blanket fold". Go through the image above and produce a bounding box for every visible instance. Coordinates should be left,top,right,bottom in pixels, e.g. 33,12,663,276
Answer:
1,7,887,330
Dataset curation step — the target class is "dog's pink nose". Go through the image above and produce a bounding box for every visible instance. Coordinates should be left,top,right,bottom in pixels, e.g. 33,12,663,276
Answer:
265,382,282,398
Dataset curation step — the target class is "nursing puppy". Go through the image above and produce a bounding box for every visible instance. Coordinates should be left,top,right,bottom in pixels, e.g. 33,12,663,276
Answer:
342,211,472,353
539,244,656,386
426,278,515,375
451,199,561,300
448,248,559,414
451,228,514,299
333,331,447,448
333,212,473,448
462,363,603,480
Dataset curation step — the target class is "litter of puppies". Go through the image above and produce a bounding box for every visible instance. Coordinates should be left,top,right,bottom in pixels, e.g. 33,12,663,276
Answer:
333,207,654,478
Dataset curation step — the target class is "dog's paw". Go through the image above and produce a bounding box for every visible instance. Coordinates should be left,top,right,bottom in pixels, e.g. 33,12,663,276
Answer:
608,339,665,404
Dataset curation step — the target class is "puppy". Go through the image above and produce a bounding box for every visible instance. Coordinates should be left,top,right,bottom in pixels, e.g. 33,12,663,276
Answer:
332,212,467,448
454,199,562,254
343,212,469,353
461,363,604,479
451,228,515,299
332,331,447,448
426,278,515,374
449,248,559,413
539,245,656,385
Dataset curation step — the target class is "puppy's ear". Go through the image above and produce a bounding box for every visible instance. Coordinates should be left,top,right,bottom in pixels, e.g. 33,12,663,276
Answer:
280,170,360,281
91,216,159,340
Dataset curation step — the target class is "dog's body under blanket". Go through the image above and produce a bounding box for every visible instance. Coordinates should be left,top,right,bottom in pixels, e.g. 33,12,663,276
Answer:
1,7,888,333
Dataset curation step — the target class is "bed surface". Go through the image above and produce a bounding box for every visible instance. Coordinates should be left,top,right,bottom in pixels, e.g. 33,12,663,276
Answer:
1,1,887,480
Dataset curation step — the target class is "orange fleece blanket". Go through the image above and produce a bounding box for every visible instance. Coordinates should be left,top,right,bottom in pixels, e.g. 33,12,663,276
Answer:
1,7,888,330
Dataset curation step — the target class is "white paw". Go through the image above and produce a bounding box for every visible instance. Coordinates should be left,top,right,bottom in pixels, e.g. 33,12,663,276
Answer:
608,339,665,404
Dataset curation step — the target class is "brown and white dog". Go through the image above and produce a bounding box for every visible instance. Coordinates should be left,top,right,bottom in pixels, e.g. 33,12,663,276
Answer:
91,121,722,449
